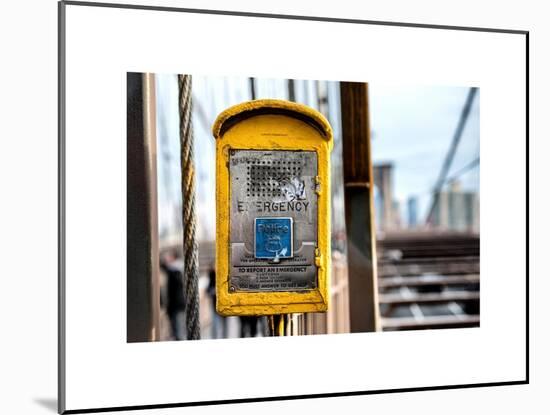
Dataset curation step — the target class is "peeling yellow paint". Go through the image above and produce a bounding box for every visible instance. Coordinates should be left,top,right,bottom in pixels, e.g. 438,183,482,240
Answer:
212,99,333,316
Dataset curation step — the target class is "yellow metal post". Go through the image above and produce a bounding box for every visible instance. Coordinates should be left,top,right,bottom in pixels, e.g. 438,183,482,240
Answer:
268,314,292,336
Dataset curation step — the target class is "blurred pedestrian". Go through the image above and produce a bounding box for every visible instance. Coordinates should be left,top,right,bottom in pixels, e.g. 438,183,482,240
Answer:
239,316,259,338
160,250,186,340
207,267,227,339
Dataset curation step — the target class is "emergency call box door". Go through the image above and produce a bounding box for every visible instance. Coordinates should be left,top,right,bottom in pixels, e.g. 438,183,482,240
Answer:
229,150,318,292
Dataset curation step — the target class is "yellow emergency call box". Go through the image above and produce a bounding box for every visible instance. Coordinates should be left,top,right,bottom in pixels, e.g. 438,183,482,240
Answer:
212,99,333,316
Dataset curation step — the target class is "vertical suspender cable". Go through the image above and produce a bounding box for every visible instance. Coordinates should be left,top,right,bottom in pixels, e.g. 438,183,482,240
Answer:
178,74,200,340
426,87,478,225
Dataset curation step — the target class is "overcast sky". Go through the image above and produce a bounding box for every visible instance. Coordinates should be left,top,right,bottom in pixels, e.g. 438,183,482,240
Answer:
369,84,480,219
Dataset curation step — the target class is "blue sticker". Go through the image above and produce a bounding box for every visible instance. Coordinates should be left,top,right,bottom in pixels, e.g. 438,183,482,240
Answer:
255,217,293,259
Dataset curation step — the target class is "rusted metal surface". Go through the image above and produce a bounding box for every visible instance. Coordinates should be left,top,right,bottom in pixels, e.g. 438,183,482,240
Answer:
127,72,161,343
340,82,380,332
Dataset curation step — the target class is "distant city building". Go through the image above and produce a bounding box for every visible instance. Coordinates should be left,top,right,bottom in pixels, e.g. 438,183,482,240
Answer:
373,163,395,231
407,196,418,228
374,186,383,231
391,199,401,229
432,181,479,232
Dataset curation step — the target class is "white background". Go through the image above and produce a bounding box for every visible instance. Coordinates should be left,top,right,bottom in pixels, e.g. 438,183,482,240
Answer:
63,2,527,411
0,0,542,414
